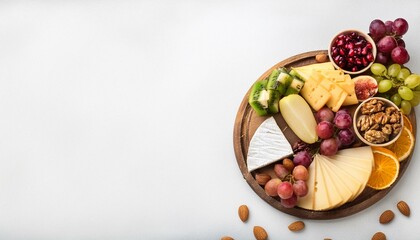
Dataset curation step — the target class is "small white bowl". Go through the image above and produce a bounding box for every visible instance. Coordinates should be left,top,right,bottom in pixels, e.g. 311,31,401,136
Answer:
353,97,403,147
328,29,377,75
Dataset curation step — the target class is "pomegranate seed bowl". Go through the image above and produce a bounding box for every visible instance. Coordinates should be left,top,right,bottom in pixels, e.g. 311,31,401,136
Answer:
328,29,377,75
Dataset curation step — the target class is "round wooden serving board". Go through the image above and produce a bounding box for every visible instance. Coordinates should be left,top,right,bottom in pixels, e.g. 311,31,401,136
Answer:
233,50,417,219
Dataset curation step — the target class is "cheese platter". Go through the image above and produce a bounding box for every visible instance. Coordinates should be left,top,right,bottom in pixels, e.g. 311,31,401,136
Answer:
233,50,417,219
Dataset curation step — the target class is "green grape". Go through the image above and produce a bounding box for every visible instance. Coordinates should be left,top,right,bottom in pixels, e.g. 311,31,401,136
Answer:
398,86,414,100
401,100,412,115
397,68,411,81
414,84,420,91
391,93,402,106
370,63,387,76
409,91,420,107
387,64,401,78
404,74,420,89
378,79,393,93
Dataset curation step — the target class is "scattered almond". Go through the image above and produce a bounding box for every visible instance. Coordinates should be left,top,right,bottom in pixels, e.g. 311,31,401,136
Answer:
255,173,271,186
315,53,328,63
379,210,394,224
253,226,268,240
220,237,234,240
238,204,249,222
397,200,410,217
288,220,305,232
371,231,386,240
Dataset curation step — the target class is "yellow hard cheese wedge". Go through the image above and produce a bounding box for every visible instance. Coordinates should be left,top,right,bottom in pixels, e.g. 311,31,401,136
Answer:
279,94,318,144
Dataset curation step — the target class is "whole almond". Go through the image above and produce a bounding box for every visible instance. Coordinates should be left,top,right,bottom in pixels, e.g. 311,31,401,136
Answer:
255,173,271,186
220,237,234,240
288,220,305,232
238,205,249,222
397,200,411,217
253,226,268,240
371,231,386,240
315,53,328,63
379,210,394,224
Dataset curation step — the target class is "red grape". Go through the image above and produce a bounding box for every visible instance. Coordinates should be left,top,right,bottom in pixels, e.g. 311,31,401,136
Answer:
292,165,309,181
293,180,308,197
316,106,334,123
391,46,410,65
280,194,297,208
377,36,397,53
397,38,406,48
274,163,289,179
385,20,394,35
393,18,409,36
375,51,389,65
293,151,312,168
320,138,339,156
264,178,282,197
277,181,294,199
334,112,352,129
316,121,334,139
369,19,386,41
337,129,355,146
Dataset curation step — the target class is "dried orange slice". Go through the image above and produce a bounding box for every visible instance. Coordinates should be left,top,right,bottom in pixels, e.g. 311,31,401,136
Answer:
386,126,415,162
367,147,400,190
402,114,413,133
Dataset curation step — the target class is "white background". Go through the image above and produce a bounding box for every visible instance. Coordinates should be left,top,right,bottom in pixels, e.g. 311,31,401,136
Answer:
1,1,420,239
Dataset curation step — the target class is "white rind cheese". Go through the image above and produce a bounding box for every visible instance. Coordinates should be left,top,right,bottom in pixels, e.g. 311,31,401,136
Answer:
247,117,294,172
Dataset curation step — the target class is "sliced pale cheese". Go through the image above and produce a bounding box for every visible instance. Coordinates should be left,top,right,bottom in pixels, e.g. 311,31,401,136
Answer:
316,156,345,210
326,152,373,200
321,154,363,202
296,157,316,210
313,155,333,211
293,62,335,72
319,156,354,206
246,117,294,172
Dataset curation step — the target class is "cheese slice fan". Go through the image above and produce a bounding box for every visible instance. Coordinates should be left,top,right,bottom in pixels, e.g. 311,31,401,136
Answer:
247,117,293,172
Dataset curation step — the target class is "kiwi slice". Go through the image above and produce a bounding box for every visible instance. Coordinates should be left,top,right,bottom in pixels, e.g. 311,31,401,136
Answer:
284,77,304,96
249,79,269,116
267,89,281,113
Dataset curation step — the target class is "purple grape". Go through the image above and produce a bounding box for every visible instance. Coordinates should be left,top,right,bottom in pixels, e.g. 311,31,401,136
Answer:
335,108,350,117
280,194,297,208
337,129,355,146
320,138,339,156
397,38,406,48
369,19,386,41
293,180,308,197
316,121,334,139
385,20,394,35
377,36,397,53
274,163,289,179
315,106,334,123
391,46,410,65
375,51,389,65
293,151,312,168
393,18,409,36
334,112,352,129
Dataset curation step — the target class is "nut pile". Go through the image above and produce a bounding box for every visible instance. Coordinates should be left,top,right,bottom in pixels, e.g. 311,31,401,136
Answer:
356,99,402,144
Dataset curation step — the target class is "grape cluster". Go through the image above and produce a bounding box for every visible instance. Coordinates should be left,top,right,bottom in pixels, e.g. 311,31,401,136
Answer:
262,158,310,208
371,62,420,115
369,18,410,65
315,107,355,156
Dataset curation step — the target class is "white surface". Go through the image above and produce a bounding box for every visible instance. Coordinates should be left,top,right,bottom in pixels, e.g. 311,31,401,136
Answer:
1,1,420,239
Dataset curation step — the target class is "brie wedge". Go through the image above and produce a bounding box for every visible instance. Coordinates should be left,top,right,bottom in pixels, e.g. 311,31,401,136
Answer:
247,117,293,172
